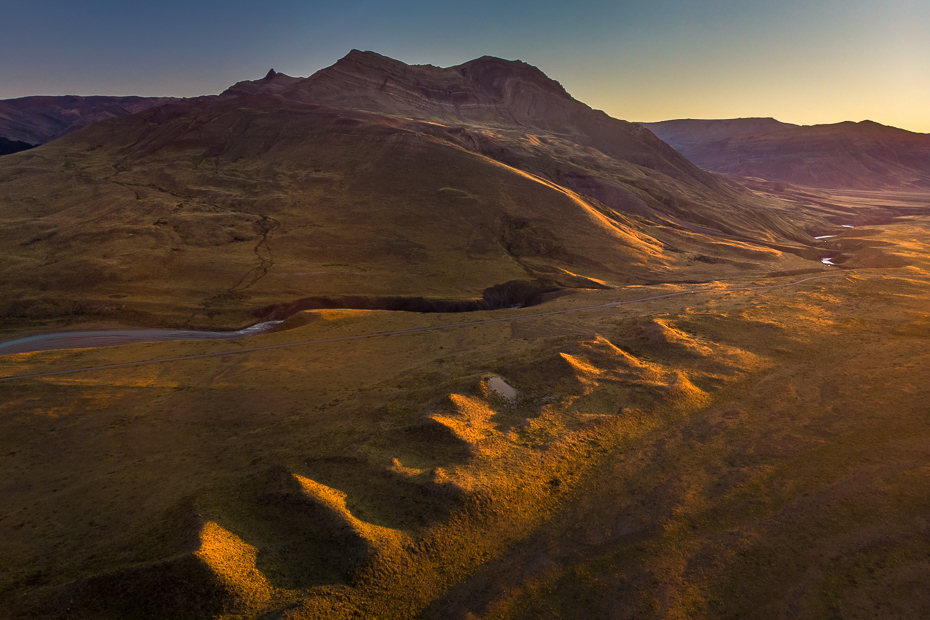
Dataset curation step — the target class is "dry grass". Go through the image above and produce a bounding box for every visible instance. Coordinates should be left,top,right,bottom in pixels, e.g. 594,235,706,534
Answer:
2,215,930,618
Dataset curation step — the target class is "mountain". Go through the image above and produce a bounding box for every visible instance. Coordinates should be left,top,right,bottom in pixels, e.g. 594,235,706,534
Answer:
223,68,301,96
0,51,832,329
647,118,930,189
224,50,719,186
0,95,176,145
643,117,797,153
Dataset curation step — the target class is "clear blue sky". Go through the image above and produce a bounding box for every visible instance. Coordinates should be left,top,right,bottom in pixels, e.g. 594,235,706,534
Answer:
2,0,928,132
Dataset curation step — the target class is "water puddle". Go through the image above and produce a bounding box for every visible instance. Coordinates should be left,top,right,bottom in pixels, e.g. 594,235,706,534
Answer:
487,376,520,402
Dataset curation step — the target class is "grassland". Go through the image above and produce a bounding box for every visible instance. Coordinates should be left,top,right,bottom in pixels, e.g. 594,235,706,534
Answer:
2,210,930,619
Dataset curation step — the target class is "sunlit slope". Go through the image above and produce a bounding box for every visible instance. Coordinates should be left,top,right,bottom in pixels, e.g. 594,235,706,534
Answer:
0,93,822,329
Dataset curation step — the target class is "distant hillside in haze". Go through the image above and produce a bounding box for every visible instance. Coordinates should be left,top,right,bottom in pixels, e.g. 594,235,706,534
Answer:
646,118,930,190
644,118,798,152
0,95,176,145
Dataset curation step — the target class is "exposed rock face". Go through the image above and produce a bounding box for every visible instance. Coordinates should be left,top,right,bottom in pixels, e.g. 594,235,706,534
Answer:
222,68,301,97
647,118,930,190
0,95,177,145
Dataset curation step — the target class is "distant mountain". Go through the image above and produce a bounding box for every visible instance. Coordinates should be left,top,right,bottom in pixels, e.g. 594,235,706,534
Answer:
646,118,930,190
644,118,798,153
0,95,176,145
222,68,301,96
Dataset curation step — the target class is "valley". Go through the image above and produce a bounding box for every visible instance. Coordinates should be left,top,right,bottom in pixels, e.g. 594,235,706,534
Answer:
1,50,930,619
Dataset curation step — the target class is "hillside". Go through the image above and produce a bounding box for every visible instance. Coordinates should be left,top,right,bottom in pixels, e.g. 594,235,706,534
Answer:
0,137,34,156
0,51,833,331
4,221,930,619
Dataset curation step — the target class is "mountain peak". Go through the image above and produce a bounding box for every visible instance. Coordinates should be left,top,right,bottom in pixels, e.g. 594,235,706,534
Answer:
276,49,583,132
220,68,299,97
454,55,571,100
335,49,413,73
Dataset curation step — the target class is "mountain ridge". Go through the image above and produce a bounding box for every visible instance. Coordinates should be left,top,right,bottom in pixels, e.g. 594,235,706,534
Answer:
644,117,799,151
221,50,722,189
647,117,930,189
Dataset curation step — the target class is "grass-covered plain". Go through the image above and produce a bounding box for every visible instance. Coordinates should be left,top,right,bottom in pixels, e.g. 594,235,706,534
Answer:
2,216,930,619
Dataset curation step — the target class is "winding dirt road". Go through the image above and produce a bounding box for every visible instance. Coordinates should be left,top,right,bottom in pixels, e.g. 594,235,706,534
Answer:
0,273,861,383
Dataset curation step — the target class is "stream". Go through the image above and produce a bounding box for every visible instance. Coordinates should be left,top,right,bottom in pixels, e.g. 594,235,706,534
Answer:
0,321,282,356
816,224,856,267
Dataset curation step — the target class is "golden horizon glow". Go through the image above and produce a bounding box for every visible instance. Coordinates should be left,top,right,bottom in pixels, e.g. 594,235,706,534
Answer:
1,0,927,134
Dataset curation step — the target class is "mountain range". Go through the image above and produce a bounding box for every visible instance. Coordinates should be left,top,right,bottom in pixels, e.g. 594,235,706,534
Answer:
647,117,930,189
4,69,928,195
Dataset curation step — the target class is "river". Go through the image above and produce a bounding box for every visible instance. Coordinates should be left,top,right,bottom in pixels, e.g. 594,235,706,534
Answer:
0,321,282,355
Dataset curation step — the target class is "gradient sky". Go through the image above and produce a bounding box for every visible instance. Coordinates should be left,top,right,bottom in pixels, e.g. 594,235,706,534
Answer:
2,0,928,132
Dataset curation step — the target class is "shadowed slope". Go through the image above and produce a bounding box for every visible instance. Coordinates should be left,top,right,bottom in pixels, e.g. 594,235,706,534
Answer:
0,137,35,156
0,95,176,145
